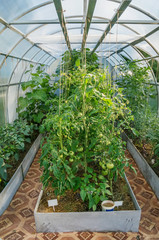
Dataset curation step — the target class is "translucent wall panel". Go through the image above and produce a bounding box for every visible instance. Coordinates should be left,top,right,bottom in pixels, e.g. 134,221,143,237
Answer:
20,63,36,83
0,55,5,65
0,0,46,22
39,54,50,64
0,86,7,124
10,61,28,84
8,85,18,123
28,24,61,39
136,42,158,57
19,3,57,21
0,57,18,84
23,46,40,60
32,50,45,62
62,0,83,17
0,23,4,32
146,31,159,52
16,24,42,35
0,28,22,54
120,6,153,20
93,0,119,20
10,39,32,58
132,0,159,18
122,46,143,60
124,24,156,35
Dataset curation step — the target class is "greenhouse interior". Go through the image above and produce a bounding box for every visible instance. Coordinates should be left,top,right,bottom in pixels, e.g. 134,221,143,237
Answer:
0,0,159,239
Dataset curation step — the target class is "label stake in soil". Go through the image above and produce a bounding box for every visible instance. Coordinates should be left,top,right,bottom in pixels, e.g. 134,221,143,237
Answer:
48,199,58,211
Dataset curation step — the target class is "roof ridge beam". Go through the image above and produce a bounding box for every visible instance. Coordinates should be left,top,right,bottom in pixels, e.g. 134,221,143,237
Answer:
53,0,71,52
81,0,97,51
91,0,132,54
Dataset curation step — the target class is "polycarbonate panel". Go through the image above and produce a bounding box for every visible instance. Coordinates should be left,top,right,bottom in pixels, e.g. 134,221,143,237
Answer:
0,57,17,84
112,53,124,63
93,0,120,20
10,61,28,84
0,0,47,22
39,44,68,58
32,50,45,62
136,42,158,57
90,23,108,31
110,56,120,65
39,54,50,64
24,46,40,60
20,64,35,84
62,0,83,17
44,56,53,65
132,0,159,18
0,86,7,124
68,28,82,36
28,24,61,38
119,51,132,60
146,31,159,52
111,24,138,36
0,55,5,65
19,3,57,21
71,44,81,50
15,24,42,35
122,46,143,60
8,85,18,123
120,6,153,20
10,39,32,58
124,24,156,35
87,29,140,44
0,28,22,54
0,23,4,32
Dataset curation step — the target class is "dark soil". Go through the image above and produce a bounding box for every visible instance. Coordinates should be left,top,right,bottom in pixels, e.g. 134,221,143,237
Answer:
0,131,39,193
133,140,159,177
38,176,135,213
125,131,159,177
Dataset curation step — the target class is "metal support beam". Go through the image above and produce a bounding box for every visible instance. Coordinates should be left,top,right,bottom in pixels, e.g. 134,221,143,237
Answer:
81,0,97,51
106,26,159,59
9,19,159,25
53,0,71,51
91,0,132,54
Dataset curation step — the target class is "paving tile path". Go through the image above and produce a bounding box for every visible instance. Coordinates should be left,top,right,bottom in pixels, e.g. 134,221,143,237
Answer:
0,149,159,240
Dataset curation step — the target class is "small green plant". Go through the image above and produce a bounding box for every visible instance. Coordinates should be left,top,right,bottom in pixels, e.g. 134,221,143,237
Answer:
0,120,34,184
17,64,56,125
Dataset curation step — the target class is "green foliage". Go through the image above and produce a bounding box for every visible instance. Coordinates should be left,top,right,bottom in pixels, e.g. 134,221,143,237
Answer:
116,61,153,114
56,48,99,74
40,67,133,210
116,61,159,167
0,120,34,183
17,65,56,125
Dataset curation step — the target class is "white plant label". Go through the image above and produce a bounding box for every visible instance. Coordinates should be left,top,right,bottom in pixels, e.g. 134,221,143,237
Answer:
48,199,58,211
114,201,123,207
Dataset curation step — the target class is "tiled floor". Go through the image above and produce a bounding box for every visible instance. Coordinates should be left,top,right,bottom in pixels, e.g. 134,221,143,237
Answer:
0,150,159,240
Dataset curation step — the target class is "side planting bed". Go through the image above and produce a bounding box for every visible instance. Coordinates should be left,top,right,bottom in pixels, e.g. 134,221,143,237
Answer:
122,132,159,200
0,134,42,215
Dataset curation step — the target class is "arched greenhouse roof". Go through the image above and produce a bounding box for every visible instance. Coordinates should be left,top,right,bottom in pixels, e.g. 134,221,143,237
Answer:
0,0,159,124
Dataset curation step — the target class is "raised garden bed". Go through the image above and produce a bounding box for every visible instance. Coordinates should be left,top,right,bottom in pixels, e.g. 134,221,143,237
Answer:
122,132,159,200
34,174,141,232
0,134,42,215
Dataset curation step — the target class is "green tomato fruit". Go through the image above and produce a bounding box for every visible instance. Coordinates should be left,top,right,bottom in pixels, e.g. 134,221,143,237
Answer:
69,158,73,162
107,163,114,169
101,164,106,169
78,147,83,152
102,170,108,176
